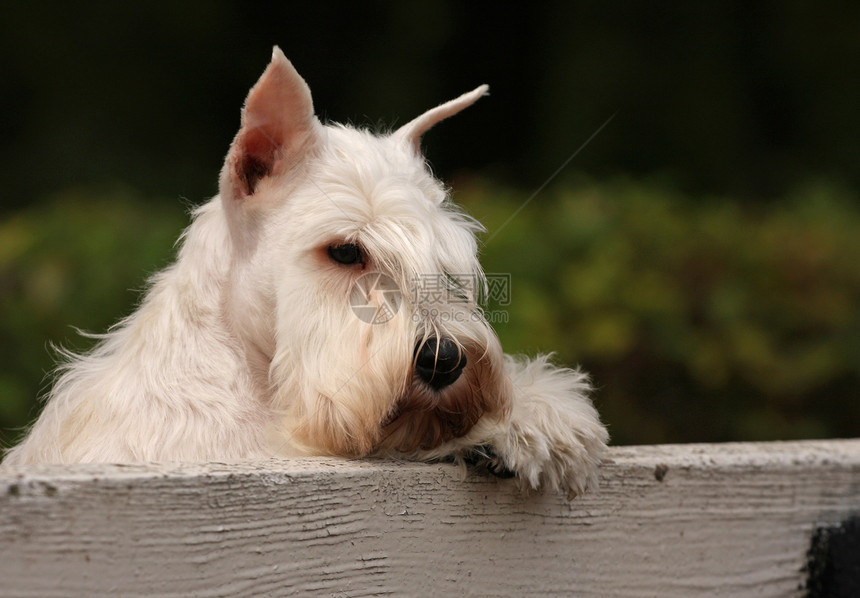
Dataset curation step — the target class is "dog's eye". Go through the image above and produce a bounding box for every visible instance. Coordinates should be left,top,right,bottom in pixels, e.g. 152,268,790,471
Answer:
328,243,364,266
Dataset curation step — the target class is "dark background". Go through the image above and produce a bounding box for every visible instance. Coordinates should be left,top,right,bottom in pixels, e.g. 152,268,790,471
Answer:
1,1,858,447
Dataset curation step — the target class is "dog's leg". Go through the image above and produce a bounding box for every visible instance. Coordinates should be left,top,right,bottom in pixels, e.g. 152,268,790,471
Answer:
417,354,608,497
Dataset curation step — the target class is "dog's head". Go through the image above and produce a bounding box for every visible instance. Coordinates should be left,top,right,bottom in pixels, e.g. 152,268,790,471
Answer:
217,47,510,457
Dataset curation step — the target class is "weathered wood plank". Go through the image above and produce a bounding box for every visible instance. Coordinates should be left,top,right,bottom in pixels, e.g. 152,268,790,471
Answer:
1,440,858,597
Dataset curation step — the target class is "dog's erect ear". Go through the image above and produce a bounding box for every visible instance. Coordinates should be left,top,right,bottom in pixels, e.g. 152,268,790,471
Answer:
392,84,489,154
221,47,320,200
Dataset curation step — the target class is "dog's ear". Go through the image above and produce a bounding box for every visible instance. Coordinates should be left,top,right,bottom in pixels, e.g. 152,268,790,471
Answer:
221,47,320,201
392,84,489,154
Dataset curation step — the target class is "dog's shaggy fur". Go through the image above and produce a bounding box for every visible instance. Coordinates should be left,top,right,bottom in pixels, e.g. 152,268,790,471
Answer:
2,48,608,496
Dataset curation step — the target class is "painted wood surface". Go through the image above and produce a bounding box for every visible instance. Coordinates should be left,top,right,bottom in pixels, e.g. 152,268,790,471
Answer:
1,439,858,597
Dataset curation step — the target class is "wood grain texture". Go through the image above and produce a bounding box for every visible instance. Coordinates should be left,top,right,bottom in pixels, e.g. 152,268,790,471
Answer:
1,440,858,597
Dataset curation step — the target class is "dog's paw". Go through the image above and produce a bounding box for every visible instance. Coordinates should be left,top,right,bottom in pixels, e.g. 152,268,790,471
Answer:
491,355,609,498
496,406,607,498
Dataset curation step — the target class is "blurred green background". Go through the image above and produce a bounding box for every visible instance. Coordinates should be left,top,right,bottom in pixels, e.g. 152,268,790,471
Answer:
1,2,858,447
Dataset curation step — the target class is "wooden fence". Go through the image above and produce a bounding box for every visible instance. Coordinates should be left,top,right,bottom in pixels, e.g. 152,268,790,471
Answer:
1,439,858,597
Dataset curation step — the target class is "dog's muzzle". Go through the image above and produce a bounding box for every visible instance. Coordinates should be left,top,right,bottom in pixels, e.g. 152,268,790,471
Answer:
414,338,467,390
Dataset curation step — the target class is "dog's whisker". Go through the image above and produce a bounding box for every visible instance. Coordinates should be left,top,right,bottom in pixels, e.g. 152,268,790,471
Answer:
303,167,354,222
484,112,616,246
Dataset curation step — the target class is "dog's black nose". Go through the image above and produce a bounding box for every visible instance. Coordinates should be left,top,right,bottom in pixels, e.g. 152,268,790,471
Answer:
414,338,467,390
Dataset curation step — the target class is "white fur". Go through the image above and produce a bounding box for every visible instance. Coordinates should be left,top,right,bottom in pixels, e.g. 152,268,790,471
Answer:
425,355,607,497
2,48,608,497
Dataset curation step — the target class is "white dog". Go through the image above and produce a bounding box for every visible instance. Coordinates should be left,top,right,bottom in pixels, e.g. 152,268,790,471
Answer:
2,48,607,497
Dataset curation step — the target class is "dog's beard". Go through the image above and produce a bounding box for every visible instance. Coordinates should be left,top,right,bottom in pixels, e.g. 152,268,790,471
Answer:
378,340,511,453
273,275,511,458
273,301,414,458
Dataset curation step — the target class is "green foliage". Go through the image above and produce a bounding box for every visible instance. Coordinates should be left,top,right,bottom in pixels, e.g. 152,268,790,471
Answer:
0,188,186,447
1,181,858,447
465,178,860,444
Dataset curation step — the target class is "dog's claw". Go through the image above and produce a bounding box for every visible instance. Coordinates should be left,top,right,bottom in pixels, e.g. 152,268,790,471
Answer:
486,456,516,479
463,446,516,479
